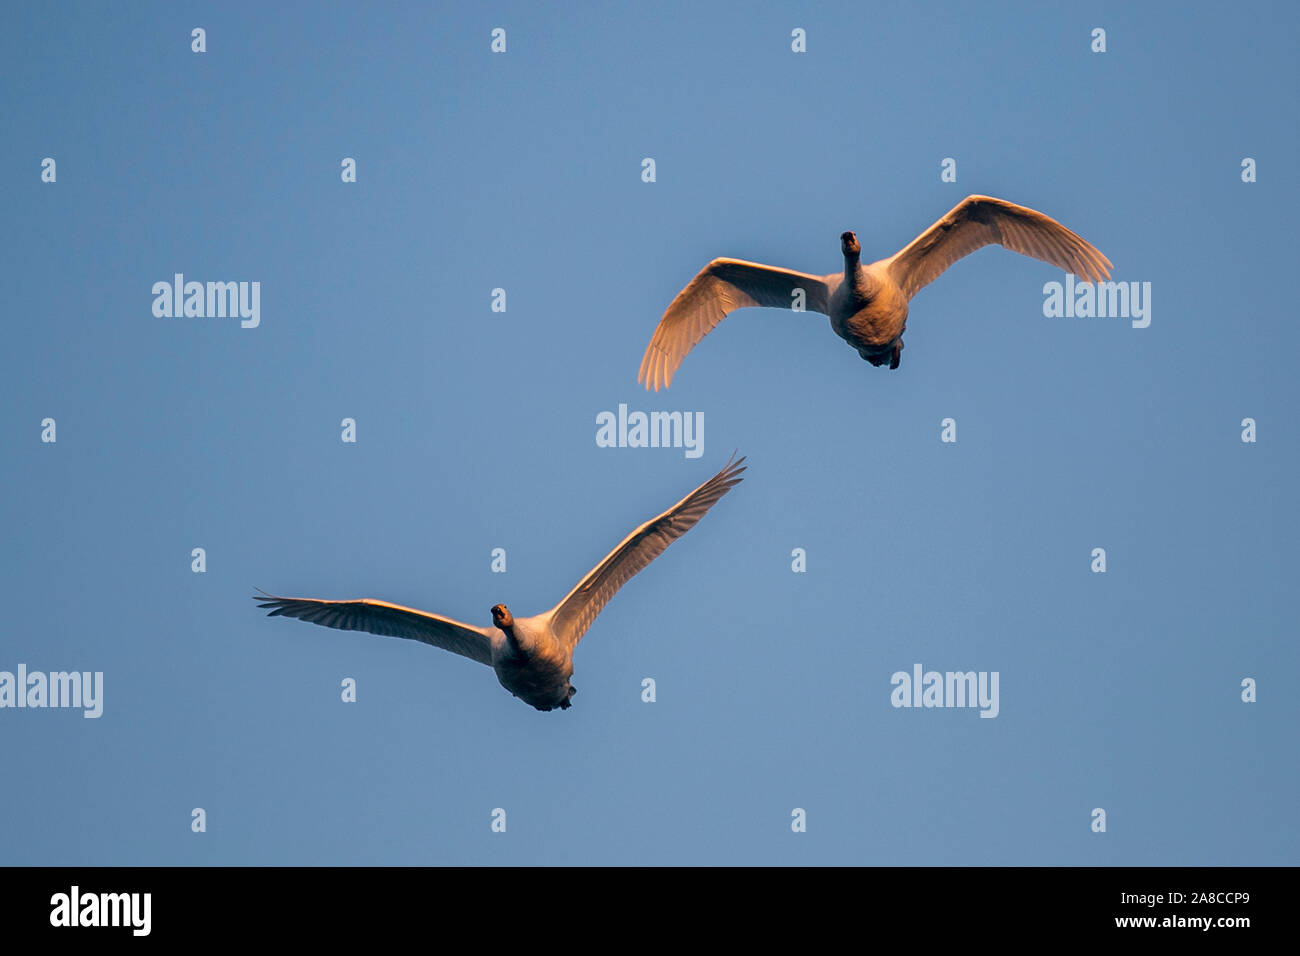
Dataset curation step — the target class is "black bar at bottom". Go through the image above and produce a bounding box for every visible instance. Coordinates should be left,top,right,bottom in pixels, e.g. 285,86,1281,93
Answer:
0,865,1285,941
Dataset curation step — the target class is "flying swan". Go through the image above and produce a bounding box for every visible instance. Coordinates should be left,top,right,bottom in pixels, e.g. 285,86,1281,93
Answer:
638,194,1112,388
255,456,745,712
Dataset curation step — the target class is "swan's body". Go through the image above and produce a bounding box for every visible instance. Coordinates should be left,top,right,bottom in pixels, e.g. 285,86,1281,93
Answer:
255,456,745,711
639,195,1113,388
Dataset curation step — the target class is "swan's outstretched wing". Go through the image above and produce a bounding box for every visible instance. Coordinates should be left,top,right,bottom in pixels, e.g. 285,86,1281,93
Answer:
254,592,495,665
887,195,1112,301
547,455,746,648
639,259,835,391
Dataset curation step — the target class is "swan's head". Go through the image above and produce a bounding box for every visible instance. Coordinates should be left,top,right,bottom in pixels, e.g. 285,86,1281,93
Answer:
841,231,860,257
491,604,514,629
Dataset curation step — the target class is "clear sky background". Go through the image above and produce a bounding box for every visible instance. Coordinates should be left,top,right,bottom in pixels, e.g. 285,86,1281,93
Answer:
3,1,1296,865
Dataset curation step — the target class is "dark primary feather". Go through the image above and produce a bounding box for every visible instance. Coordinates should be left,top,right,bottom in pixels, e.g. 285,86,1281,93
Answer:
548,455,746,648
253,592,494,666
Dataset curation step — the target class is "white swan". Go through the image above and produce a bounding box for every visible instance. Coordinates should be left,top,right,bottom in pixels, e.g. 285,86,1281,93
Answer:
255,456,745,712
639,194,1112,389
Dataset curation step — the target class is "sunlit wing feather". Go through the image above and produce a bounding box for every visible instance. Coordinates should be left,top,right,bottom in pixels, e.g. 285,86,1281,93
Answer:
547,456,746,647
639,259,835,390
253,592,495,665
887,195,1112,301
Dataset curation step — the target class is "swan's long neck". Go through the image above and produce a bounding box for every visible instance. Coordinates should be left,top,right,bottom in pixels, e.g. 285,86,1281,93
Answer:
844,253,871,300
501,621,525,655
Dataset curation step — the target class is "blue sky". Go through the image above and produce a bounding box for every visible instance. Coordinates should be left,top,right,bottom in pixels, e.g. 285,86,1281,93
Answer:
3,0,1296,865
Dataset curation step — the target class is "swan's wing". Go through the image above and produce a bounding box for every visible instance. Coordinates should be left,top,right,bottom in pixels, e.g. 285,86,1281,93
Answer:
254,591,496,666
887,195,1112,301
547,455,746,649
639,258,835,391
